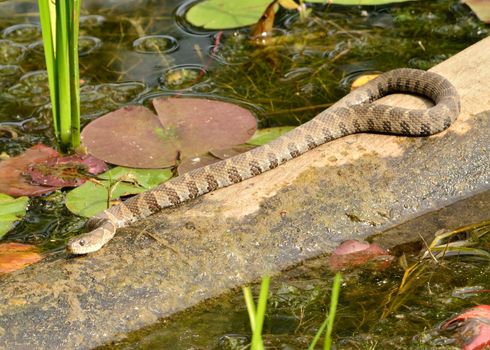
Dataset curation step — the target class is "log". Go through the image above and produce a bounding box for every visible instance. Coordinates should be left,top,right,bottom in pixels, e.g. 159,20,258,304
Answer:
0,37,489,350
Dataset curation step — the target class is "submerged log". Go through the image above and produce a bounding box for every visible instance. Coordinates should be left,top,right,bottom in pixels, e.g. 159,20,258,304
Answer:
0,37,489,350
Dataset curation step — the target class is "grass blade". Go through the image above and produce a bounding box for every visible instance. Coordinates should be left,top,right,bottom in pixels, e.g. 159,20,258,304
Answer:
56,0,72,149
37,0,58,138
68,0,81,148
323,272,341,350
308,273,342,350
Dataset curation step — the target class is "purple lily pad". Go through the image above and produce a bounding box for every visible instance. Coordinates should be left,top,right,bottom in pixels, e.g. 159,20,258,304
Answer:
81,97,257,168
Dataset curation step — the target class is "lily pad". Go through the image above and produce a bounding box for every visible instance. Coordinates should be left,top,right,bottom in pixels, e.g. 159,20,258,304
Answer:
26,154,108,187
0,193,28,239
0,243,42,274
81,97,257,168
65,166,172,217
247,126,295,146
185,0,417,30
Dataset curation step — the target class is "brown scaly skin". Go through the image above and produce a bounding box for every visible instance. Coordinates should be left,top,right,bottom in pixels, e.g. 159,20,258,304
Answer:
67,68,460,254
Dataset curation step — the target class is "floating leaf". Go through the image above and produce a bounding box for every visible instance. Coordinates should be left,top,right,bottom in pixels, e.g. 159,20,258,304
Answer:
311,0,417,4
65,167,172,217
185,0,417,30
185,0,273,30
98,166,173,189
0,243,42,273
0,194,29,239
81,98,257,168
25,154,108,187
0,144,59,197
247,126,295,145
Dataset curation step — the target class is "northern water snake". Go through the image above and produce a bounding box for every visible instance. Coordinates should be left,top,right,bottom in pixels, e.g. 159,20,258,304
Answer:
66,68,460,254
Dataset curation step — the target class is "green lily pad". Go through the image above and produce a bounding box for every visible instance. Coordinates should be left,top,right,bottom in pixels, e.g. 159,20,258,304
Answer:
186,0,272,29
65,167,172,217
98,166,173,189
185,0,417,29
310,0,417,4
247,126,295,146
0,193,29,239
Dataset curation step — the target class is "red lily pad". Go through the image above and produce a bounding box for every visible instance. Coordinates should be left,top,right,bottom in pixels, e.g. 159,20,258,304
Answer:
26,153,108,187
0,144,59,196
81,97,257,168
0,243,42,274
441,305,490,350
328,240,394,271
0,144,108,196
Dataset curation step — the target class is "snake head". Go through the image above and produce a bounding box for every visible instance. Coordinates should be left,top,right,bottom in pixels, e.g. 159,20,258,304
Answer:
66,217,117,255
66,233,105,254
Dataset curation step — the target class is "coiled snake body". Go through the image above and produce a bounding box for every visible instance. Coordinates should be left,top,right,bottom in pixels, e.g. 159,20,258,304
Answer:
67,68,460,254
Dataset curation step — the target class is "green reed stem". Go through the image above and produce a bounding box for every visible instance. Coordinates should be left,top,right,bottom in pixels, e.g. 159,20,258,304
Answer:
243,276,270,350
37,0,81,152
308,272,342,350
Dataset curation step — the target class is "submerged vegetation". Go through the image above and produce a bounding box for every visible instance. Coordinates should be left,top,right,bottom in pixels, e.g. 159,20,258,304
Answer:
97,221,489,349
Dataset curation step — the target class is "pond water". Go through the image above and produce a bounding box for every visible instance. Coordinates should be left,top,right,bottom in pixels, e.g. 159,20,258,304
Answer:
0,0,489,348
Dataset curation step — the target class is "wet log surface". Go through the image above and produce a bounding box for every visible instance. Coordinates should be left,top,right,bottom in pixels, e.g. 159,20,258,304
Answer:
0,37,489,350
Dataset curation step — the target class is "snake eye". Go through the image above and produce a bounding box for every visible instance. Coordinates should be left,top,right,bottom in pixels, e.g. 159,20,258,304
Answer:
79,239,86,246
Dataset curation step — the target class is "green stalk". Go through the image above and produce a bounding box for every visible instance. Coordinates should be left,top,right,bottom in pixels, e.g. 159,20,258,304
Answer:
55,0,72,150
37,0,58,137
323,273,341,350
68,0,81,148
308,273,342,350
251,276,269,350
243,286,257,330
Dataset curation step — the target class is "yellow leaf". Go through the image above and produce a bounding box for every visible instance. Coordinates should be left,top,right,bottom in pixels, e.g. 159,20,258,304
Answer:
351,74,379,90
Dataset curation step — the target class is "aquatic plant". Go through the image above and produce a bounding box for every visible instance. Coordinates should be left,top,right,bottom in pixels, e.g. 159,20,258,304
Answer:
243,273,342,349
37,0,81,152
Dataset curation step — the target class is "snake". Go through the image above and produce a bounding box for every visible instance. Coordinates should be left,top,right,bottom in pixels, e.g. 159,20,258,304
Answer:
66,68,460,254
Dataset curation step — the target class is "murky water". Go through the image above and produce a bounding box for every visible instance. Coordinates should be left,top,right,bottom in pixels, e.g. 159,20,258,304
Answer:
0,0,489,348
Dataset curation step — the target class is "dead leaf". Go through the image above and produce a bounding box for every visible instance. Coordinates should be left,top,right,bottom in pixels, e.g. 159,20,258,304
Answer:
0,144,59,197
0,243,42,274
251,1,278,40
